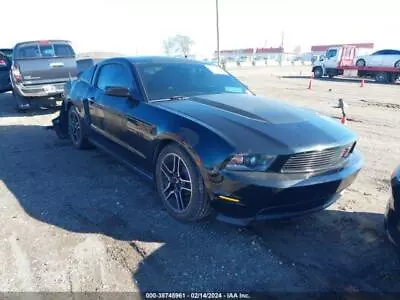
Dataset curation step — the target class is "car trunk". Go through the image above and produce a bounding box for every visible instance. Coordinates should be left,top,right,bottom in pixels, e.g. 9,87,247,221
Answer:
13,41,78,86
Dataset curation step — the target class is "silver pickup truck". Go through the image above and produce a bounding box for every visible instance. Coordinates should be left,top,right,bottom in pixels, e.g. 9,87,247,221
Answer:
10,40,78,110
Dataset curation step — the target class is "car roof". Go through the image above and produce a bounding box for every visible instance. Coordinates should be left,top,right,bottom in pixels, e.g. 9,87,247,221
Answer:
111,56,212,65
14,40,72,48
374,49,400,53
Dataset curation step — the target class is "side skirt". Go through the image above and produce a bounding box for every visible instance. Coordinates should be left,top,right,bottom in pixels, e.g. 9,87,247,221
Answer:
88,133,154,184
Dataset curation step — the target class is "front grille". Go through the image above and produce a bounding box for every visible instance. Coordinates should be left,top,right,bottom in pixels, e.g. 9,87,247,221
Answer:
281,143,354,174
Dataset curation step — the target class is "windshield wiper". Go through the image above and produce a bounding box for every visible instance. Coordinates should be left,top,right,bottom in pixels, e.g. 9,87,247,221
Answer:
150,95,190,102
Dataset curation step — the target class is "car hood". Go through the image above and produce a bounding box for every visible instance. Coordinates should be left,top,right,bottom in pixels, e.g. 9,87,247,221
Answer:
154,93,357,154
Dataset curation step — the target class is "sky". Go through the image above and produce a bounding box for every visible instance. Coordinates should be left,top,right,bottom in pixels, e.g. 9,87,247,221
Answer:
2,0,400,57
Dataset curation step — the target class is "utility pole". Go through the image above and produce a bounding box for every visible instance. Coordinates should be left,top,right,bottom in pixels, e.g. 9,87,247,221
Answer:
280,30,284,66
216,0,220,66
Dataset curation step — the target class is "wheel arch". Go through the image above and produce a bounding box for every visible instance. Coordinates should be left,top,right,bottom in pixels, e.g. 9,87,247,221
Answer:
150,125,235,190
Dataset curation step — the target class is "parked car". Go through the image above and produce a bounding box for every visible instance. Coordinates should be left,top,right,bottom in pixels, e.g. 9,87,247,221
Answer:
384,165,400,249
10,40,78,110
356,49,400,68
0,48,13,60
52,56,363,226
0,51,12,93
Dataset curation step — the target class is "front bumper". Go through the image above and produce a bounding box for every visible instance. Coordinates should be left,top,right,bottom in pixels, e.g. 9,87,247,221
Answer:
208,151,363,226
13,82,65,97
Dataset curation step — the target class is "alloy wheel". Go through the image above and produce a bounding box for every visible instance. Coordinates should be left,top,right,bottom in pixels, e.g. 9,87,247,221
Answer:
68,109,81,145
160,153,193,212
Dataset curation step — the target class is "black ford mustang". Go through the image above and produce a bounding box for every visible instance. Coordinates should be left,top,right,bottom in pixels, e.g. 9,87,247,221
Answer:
385,165,400,249
52,56,363,226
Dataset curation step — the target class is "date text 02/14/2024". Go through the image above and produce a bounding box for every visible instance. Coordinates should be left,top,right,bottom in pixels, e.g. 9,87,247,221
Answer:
144,292,251,299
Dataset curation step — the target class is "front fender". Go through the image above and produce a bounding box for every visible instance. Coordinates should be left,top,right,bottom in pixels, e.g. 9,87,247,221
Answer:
152,117,236,189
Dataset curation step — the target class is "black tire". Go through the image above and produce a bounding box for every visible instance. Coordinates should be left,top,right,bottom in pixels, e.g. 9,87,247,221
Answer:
394,60,400,68
375,72,389,84
13,90,31,112
67,105,91,149
389,74,398,84
155,144,211,222
356,59,366,67
313,67,323,78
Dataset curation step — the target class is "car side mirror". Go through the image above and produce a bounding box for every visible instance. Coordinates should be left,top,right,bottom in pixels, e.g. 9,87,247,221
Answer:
319,57,325,61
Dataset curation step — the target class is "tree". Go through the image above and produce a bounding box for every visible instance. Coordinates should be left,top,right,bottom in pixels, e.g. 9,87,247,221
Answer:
163,34,195,57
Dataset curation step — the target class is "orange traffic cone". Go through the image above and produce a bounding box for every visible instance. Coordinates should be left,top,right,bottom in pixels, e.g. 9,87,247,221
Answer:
308,76,313,90
360,79,365,87
341,114,347,125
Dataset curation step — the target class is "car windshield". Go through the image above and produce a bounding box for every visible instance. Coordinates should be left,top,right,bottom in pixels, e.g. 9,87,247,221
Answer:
136,62,249,100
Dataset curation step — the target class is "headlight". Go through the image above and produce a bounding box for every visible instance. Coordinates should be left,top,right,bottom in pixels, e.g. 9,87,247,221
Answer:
224,153,276,172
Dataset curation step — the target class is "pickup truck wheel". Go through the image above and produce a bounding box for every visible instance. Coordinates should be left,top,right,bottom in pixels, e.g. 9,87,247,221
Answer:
155,144,211,223
313,67,323,78
356,59,366,67
68,105,91,149
13,91,31,112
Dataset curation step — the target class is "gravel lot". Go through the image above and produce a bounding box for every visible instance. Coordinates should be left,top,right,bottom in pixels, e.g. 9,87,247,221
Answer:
0,66,400,294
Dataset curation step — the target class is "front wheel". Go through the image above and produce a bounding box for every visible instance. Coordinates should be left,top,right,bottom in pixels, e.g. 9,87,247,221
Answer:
155,144,211,222
313,67,323,78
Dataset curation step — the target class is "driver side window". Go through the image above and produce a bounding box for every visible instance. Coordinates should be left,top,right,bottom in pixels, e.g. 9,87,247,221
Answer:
96,63,134,90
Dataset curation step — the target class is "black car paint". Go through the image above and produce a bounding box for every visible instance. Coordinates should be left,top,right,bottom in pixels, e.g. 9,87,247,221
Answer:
0,51,11,92
385,165,400,249
53,56,363,225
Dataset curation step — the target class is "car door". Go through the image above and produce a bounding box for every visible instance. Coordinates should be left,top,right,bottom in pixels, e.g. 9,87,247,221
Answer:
0,52,11,92
323,48,339,69
368,50,385,66
90,62,149,162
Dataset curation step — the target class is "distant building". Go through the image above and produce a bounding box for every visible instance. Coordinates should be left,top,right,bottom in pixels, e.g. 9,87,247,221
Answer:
254,47,284,61
214,48,254,62
214,47,292,63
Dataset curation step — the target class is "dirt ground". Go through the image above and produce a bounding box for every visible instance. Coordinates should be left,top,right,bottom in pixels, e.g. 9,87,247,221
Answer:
0,66,400,295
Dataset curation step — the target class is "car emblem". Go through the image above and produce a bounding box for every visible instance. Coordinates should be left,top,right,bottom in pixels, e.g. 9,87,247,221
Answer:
341,147,350,158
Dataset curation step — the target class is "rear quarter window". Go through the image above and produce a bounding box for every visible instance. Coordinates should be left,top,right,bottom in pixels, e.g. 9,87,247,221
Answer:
79,66,96,84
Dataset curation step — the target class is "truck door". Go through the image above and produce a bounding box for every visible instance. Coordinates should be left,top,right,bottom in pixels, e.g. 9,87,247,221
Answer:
323,48,340,69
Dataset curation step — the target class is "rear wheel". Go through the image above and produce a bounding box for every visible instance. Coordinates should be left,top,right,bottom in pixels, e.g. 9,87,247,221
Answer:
68,105,91,149
155,144,211,222
356,59,366,67
13,90,31,112
375,72,389,84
